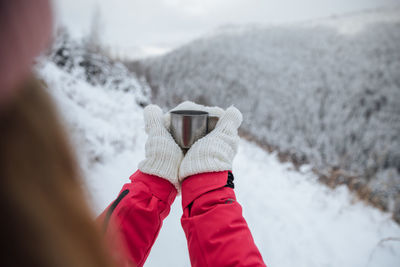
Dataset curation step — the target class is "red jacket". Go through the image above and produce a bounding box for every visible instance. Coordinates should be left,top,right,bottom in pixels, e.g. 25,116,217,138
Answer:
98,170,266,267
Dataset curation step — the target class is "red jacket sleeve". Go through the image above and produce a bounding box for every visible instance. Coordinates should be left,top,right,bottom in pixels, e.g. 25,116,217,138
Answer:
181,171,266,267
98,170,177,267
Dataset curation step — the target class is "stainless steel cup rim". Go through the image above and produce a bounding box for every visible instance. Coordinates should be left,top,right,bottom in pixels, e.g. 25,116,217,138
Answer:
170,110,208,116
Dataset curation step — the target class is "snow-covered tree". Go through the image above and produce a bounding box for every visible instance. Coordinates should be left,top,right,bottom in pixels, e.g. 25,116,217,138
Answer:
134,18,400,221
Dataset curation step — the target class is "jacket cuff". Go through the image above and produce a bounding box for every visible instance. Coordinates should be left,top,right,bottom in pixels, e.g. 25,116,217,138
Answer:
181,171,229,209
130,170,177,205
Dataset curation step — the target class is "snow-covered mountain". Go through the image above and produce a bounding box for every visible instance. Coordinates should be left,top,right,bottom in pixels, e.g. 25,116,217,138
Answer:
132,7,400,223
36,28,400,267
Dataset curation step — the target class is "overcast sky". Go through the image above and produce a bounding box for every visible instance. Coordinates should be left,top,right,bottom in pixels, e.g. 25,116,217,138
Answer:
53,0,400,59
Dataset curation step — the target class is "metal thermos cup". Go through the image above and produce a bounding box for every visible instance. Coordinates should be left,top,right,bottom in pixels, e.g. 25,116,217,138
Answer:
170,110,219,151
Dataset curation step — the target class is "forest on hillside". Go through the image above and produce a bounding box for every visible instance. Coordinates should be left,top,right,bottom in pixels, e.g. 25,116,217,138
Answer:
130,20,400,222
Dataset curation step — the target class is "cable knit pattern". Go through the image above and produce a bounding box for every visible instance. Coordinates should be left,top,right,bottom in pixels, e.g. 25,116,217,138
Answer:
179,106,243,181
138,105,184,190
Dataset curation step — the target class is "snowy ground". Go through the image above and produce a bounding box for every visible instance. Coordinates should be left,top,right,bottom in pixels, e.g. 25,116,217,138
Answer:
38,61,400,267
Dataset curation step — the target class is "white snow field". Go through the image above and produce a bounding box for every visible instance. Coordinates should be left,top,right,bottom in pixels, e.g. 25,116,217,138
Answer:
37,60,400,267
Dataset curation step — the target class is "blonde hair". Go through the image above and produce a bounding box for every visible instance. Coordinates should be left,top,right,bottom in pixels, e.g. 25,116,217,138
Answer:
0,77,115,267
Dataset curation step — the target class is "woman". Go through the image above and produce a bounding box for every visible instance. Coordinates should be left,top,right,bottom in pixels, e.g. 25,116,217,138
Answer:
0,1,266,266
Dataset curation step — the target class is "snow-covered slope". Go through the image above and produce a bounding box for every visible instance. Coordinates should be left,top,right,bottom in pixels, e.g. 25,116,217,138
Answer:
133,7,400,221
37,52,400,267
37,61,147,210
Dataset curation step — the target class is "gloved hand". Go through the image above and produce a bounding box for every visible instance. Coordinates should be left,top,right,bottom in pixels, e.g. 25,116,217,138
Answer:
165,101,243,181
138,105,184,190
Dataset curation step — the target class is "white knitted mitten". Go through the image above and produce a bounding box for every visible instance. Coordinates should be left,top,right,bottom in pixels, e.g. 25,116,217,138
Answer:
138,105,184,190
178,105,243,181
